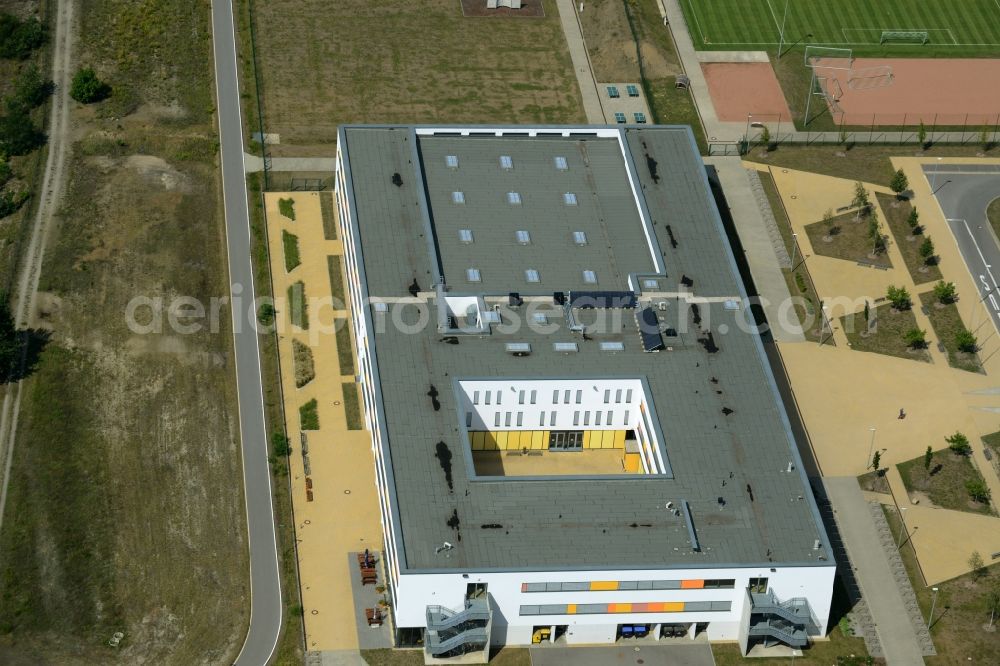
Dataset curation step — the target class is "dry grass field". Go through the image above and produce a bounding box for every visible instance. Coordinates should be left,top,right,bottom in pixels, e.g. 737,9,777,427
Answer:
0,1,249,663
250,0,585,146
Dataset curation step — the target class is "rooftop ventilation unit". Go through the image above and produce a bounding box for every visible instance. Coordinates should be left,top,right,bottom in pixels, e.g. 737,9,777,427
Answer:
505,343,531,356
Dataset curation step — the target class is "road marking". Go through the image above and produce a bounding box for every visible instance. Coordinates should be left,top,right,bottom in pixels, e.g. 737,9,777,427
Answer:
963,220,1000,292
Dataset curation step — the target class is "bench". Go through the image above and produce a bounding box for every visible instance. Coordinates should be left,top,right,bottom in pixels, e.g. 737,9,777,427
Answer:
366,608,383,626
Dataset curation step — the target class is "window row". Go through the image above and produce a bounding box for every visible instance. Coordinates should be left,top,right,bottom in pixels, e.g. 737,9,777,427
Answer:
521,579,736,593
444,155,569,171
450,192,578,206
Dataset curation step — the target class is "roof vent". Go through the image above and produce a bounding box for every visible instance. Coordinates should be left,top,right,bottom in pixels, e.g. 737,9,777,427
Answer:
505,343,531,356
515,229,531,244
445,155,459,168
553,342,579,353
554,156,568,170
599,341,624,352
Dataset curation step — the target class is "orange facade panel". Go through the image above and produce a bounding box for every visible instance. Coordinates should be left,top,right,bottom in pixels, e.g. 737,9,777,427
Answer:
590,580,618,591
681,579,704,589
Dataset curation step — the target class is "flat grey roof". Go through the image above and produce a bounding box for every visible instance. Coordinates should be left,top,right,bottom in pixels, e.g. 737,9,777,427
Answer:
339,125,832,572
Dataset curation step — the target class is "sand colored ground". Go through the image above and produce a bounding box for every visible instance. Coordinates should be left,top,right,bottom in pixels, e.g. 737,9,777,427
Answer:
702,62,793,123
753,158,1000,584
264,192,383,651
814,58,1000,126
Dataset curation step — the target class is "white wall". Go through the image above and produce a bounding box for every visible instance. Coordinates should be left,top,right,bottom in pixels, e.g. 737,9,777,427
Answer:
394,563,836,646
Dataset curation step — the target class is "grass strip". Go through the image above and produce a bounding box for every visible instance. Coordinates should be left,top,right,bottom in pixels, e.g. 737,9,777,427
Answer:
282,229,301,272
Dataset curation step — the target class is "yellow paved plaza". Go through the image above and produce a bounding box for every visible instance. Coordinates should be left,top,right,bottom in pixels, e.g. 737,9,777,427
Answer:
752,158,1000,584
264,192,383,650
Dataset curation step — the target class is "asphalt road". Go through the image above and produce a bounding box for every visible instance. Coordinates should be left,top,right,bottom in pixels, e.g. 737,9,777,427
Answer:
209,1,284,664
925,164,1000,337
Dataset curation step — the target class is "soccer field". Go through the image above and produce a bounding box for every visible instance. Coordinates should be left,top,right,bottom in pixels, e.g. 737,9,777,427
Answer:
681,0,1000,53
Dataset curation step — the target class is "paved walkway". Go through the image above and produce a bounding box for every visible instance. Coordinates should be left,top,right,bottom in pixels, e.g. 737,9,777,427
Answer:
245,152,337,174
704,156,803,342
823,477,927,665
555,0,604,123
264,192,383,654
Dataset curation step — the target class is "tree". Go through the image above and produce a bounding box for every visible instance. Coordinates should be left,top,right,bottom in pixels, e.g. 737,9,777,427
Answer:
920,236,935,265
0,106,45,156
8,64,51,110
966,477,991,504
852,181,870,219
987,584,1000,628
946,431,972,456
969,551,986,581
890,168,909,198
904,328,927,349
871,449,881,473
933,280,957,304
0,14,46,60
907,208,920,233
982,125,994,151
760,124,771,145
957,328,979,354
886,285,911,310
863,300,870,323
0,159,11,189
918,120,928,148
69,67,110,104
924,445,933,471
868,211,885,254
0,300,22,376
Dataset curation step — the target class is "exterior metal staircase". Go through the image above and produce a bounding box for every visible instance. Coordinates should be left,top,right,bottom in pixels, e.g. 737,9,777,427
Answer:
425,599,492,658
751,592,820,633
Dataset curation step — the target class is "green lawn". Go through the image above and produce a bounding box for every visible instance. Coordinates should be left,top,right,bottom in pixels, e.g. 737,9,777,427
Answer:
278,197,296,220
288,280,308,329
328,255,346,309
804,209,891,268
877,193,940,284
918,291,982,373
300,398,320,430
335,318,355,375
363,648,530,665
841,303,930,362
343,382,363,430
320,191,337,240
680,0,1000,55
988,197,1000,241
897,449,994,515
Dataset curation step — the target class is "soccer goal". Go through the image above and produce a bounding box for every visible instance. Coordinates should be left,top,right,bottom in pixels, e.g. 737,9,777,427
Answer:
880,30,929,45
804,45,853,70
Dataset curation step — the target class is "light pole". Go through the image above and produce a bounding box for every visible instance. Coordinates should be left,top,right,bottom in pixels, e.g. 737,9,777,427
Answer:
777,0,790,57
790,232,799,269
928,586,939,630
866,427,876,470
744,113,753,152
931,156,942,193
896,506,908,548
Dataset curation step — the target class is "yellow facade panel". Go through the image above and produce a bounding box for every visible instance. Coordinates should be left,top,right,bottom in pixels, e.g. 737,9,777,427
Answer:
471,431,485,450
485,432,498,450
531,431,544,450
583,431,593,449
613,430,626,449
495,431,508,450
590,580,618,591
542,431,551,449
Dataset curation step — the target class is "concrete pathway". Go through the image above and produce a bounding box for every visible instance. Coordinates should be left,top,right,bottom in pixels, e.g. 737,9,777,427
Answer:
696,51,770,63
823,477,927,665
555,0,605,124
245,152,337,174
705,156,803,342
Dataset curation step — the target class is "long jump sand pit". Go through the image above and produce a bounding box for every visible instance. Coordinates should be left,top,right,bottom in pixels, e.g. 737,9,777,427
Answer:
814,58,1000,126
702,62,793,122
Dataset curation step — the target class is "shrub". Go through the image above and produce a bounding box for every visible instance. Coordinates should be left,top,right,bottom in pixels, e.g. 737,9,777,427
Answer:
886,285,911,310
278,197,296,220
918,121,928,147
282,230,301,272
907,208,920,232
904,328,927,349
288,281,308,329
0,189,29,218
946,431,972,456
271,432,291,457
966,478,991,504
889,168,909,197
923,445,933,471
932,281,957,304
69,68,110,104
794,272,807,293
956,329,978,353
0,14,46,60
0,159,11,188
256,302,275,326
851,181,870,217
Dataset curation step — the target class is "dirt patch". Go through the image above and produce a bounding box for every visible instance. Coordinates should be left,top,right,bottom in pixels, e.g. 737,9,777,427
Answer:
813,58,1000,126
251,0,583,144
579,0,639,81
703,62,793,122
